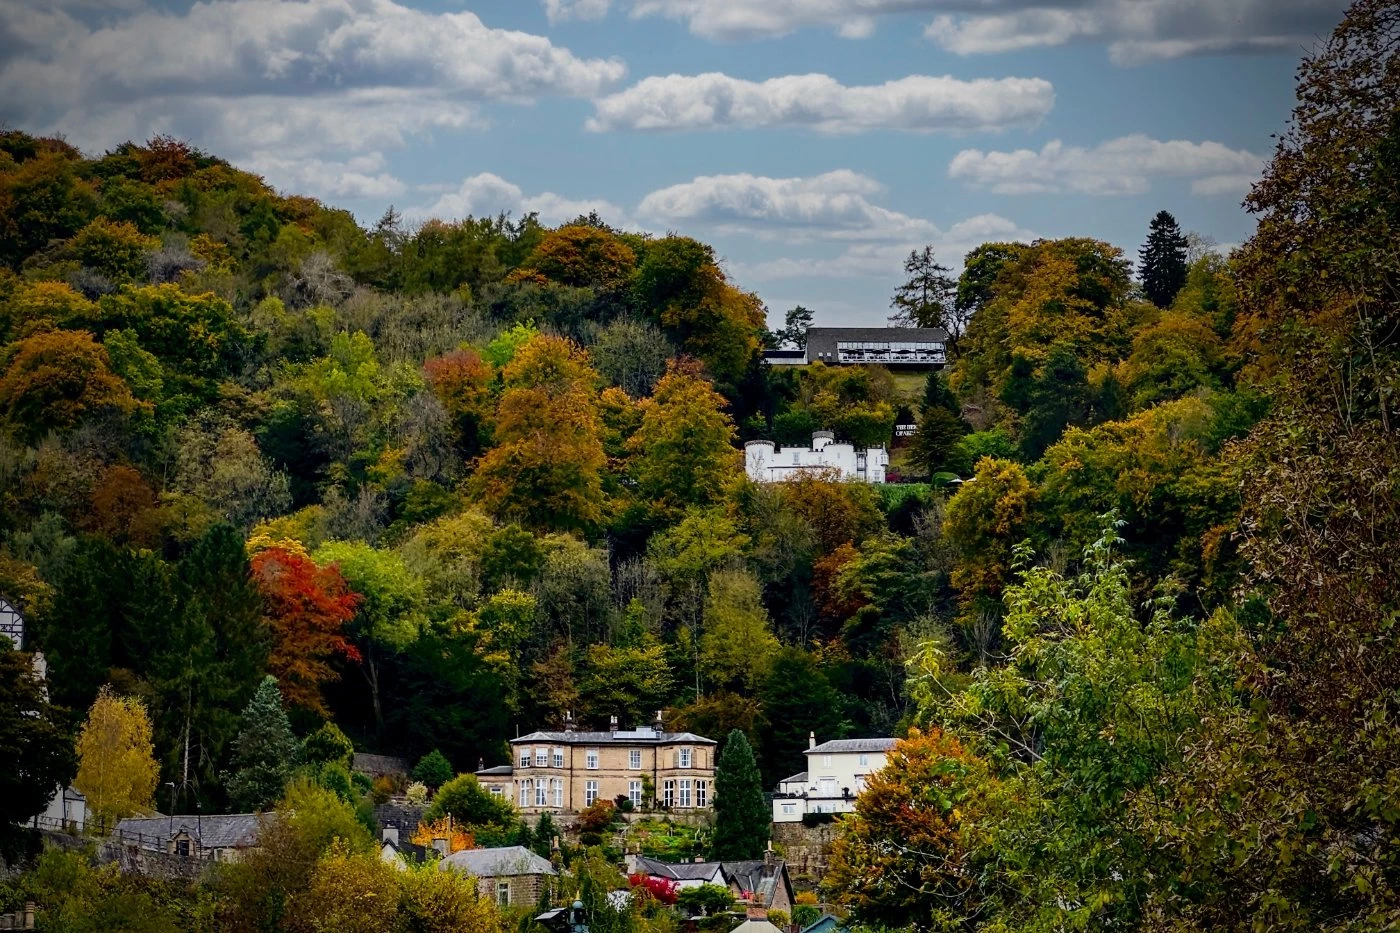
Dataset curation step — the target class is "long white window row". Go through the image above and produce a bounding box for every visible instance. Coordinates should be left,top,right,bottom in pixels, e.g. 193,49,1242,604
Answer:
516,747,703,770
518,779,565,808
661,779,707,808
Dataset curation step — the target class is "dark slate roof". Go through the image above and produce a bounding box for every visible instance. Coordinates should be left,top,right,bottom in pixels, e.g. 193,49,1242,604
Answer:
476,765,514,776
438,846,557,878
375,803,427,834
800,913,846,933
633,855,727,883
808,737,898,756
724,859,793,909
804,326,948,362
353,752,411,776
779,771,808,785
115,814,263,850
512,730,716,746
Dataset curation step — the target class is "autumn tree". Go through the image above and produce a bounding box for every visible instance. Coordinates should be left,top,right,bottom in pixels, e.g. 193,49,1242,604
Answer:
516,223,636,290
224,676,300,811
0,329,137,441
823,729,987,929
471,334,607,532
69,217,158,283
75,687,159,826
944,457,1038,612
628,361,739,513
290,842,402,933
1139,210,1189,309
711,729,767,860
423,348,493,457
251,547,361,715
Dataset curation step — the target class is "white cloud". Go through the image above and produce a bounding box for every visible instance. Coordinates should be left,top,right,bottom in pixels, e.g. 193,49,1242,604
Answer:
544,0,613,22
637,170,935,241
0,0,625,177
740,213,1037,281
948,135,1266,196
409,173,629,227
620,0,1344,64
242,152,407,201
588,72,1054,134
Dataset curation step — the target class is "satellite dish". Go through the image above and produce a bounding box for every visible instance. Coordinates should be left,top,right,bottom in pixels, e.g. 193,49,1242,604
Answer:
0,598,23,651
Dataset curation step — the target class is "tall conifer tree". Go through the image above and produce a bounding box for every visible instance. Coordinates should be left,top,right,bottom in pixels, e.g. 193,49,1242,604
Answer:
1139,210,1189,308
711,729,768,860
224,676,299,811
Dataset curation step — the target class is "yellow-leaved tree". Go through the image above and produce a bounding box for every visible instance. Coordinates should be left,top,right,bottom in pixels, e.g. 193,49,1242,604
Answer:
74,687,159,826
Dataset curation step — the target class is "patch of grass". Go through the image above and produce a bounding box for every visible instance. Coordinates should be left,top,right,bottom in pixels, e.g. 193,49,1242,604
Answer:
627,817,704,861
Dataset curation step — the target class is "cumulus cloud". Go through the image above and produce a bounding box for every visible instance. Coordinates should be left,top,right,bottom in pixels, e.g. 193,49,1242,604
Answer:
544,0,613,22
619,0,1343,63
740,214,1037,281
637,170,935,241
409,173,629,227
0,0,624,192
588,72,1054,133
948,135,1266,196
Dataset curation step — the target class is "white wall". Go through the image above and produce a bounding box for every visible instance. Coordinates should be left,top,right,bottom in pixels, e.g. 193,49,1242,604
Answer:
771,747,891,822
744,436,888,484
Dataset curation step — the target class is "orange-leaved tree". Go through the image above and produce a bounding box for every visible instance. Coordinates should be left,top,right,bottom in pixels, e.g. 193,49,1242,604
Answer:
251,547,361,715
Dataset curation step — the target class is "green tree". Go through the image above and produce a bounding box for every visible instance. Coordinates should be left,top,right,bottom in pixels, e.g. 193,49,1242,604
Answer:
1019,341,1090,460
302,721,354,771
0,329,137,441
578,642,675,728
224,676,300,811
700,570,779,693
423,773,517,828
711,729,768,860
758,649,844,785
412,749,454,789
628,361,739,513
776,304,814,350
888,245,957,335
1139,209,1189,308
0,646,73,839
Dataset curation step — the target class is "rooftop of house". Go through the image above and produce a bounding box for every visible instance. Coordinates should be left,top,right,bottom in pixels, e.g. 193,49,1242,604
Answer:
438,845,557,878
632,855,726,882
114,813,263,849
512,730,716,746
808,737,899,756
800,913,847,933
779,771,808,785
475,765,514,776
725,859,791,909
729,921,785,933
353,752,411,776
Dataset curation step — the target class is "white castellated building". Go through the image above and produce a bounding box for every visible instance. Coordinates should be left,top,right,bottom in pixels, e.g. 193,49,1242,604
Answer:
744,431,889,484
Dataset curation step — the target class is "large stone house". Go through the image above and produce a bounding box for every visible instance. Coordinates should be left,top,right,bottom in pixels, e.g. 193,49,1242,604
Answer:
113,813,263,861
772,735,898,822
475,713,716,815
439,845,557,907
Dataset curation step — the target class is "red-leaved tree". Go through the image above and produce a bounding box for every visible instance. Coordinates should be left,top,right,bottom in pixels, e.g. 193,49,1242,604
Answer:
251,547,361,715
629,873,679,906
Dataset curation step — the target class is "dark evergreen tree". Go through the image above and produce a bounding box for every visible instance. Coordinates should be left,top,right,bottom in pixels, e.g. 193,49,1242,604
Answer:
776,305,814,350
1020,344,1091,460
531,810,560,859
301,721,354,771
0,647,73,848
412,748,453,789
758,650,845,786
911,407,969,477
40,537,124,712
711,729,768,860
888,246,956,333
224,676,299,811
920,369,960,416
1139,210,1189,308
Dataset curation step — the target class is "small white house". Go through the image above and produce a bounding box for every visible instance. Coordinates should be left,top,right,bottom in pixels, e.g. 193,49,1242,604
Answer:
772,735,898,823
745,432,889,484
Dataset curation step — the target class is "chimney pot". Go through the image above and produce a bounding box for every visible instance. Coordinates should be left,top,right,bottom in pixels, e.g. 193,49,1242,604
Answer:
808,731,816,750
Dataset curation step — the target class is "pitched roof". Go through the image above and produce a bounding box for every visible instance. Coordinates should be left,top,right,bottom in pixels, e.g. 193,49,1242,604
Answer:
724,859,793,909
800,913,846,933
353,752,411,776
779,771,808,785
807,737,898,756
475,765,514,776
633,855,726,882
114,813,263,850
438,846,557,878
729,921,784,933
512,730,716,746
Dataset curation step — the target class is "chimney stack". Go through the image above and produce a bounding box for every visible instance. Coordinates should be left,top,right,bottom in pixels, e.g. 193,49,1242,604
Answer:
652,709,665,734
564,710,575,733
610,715,619,734
764,840,776,871
808,731,816,750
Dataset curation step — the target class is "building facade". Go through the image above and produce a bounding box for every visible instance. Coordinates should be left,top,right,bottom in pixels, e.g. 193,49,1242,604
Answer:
476,714,716,815
439,846,557,907
771,735,898,823
745,432,888,484
763,327,948,368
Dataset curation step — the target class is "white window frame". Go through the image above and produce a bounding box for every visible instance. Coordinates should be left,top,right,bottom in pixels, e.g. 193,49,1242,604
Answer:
519,780,532,807
629,780,642,808
497,881,511,906
489,785,504,798
535,748,547,767
585,780,599,807
536,781,547,807
679,748,692,768
823,754,832,767
663,780,675,808
679,779,692,808
782,803,797,815
858,753,869,766
519,748,531,767
696,779,708,808
629,749,642,769
553,748,564,768
586,749,599,770
553,778,563,807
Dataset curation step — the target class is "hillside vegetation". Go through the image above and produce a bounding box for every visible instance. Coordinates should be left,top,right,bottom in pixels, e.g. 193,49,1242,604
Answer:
1,0,1398,928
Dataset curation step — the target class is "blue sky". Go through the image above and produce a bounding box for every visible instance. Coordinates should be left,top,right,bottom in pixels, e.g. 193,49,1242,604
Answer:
1,0,1347,326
